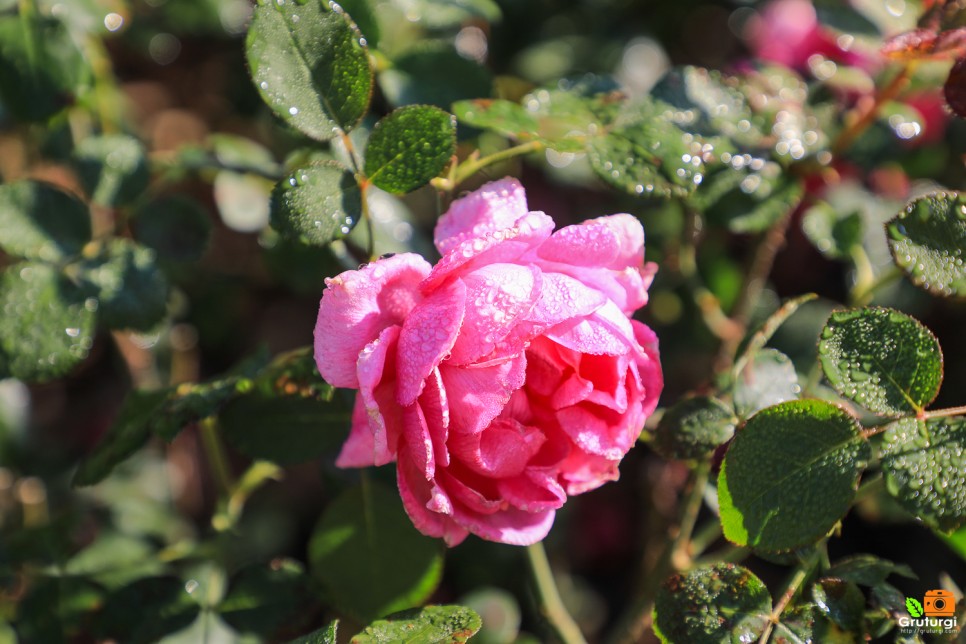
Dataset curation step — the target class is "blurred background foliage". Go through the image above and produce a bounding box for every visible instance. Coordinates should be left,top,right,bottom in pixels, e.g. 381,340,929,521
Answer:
0,0,966,642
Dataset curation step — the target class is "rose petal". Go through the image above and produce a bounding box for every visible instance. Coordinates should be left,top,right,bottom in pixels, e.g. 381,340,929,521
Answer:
529,214,651,313
397,446,468,546
441,353,527,435
633,320,663,416
356,325,402,465
335,395,379,468
423,211,554,292
556,400,644,460
315,253,430,387
449,263,541,365
449,418,546,478
419,368,450,467
546,300,636,356
497,470,567,512
438,467,505,515
402,402,435,480
434,178,529,255
396,278,467,405
557,450,621,495
451,504,555,546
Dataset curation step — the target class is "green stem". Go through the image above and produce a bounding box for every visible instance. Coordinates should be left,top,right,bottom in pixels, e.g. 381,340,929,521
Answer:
670,461,711,570
758,550,820,643
18,0,40,70
526,541,587,644
213,461,284,531
434,140,544,192
688,515,723,558
199,417,233,499
360,184,376,261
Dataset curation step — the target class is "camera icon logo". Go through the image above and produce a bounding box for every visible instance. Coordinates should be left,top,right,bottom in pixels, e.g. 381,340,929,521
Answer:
924,589,956,617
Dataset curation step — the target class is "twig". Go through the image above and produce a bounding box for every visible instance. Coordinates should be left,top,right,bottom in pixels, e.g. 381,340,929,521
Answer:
714,209,795,372
758,551,820,643
832,64,915,156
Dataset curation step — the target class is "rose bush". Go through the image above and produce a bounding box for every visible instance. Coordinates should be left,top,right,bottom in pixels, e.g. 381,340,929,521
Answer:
315,178,662,545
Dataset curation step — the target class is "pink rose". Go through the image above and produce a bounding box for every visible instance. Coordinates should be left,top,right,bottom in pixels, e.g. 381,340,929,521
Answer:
314,178,662,546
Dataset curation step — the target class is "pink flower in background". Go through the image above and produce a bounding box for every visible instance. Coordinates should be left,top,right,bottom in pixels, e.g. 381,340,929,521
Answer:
745,0,877,71
315,178,662,546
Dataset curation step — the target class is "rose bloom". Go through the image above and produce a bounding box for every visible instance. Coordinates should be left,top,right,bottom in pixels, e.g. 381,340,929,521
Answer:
315,178,662,546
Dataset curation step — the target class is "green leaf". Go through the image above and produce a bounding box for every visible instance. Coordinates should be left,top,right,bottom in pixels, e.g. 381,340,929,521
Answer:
453,99,538,136
218,560,312,636
881,416,966,532
906,596,924,618
453,88,599,153
939,526,966,562
132,195,212,262
338,0,380,47
651,396,736,461
246,0,372,141
706,175,803,234
0,262,96,382
364,106,456,194
652,563,771,644
734,348,800,418
379,42,492,109
0,15,89,122
0,181,92,262
219,394,351,465
818,307,943,415
588,107,694,199
72,134,150,207
811,578,864,633
288,621,338,644
718,400,870,551
78,239,169,331
309,483,444,621
651,66,759,146
65,532,164,588
886,191,966,298
72,389,170,487
826,554,916,587
271,162,362,245
388,0,501,28
351,605,482,644
96,576,200,644
803,203,864,260
770,604,823,644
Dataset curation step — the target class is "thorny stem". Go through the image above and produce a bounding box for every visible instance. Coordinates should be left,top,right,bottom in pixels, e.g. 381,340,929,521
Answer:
526,541,588,644
608,461,712,644
678,209,742,342
833,63,916,156
758,551,821,644
432,140,544,192
714,208,794,372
